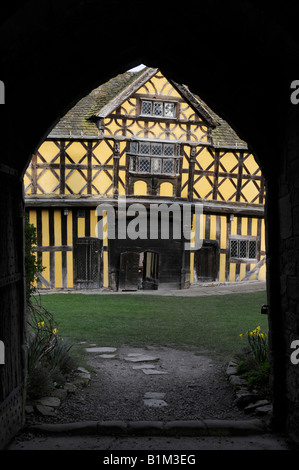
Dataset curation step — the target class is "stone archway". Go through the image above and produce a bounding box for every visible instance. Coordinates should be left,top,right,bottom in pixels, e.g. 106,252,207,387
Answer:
1,0,299,446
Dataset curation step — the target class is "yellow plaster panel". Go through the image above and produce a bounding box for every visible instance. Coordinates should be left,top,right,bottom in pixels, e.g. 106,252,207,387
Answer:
120,98,137,115
29,210,37,228
77,217,85,237
230,216,238,235
93,140,113,164
209,215,217,240
67,212,73,245
90,208,98,239
103,118,122,136
54,210,62,245
38,141,59,162
180,174,188,198
42,252,50,285
229,263,236,282
118,170,126,196
219,152,239,174
134,180,147,196
160,182,174,197
220,216,227,249
193,176,213,199
258,261,266,280
217,177,237,201
42,210,49,246
67,251,73,288
239,263,246,281
241,217,248,236
251,218,258,236
219,253,226,282
196,147,214,170
24,171,32,194
92,170,113,195
119,142,127,165
243,154,260,175
240,180,259,203
65,141,87,163
55,252,62,288
37,169,60,194
179,102,196,121
260,220,265,252
65,169,88,194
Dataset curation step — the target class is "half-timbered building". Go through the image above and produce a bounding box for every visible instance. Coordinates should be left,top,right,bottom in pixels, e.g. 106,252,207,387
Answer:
24,66,266,291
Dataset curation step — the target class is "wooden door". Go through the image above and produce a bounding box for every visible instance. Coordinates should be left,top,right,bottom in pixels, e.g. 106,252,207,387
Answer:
195,243,217,282
74,237,101,288
119,252,140,291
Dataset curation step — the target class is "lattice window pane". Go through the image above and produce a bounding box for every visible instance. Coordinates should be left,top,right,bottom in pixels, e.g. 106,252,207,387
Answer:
139,157,150,173
164,144,175,156
164,102,175,117
163,159,174,174
151,158,161,174
175,158,180,174
153,102,163,116
130,156,137,172
139,143,150,155
230,240,238,258
141,101,152,115
249,240,257,259
239,240,247,258
152,143,162,155
131,142,137,154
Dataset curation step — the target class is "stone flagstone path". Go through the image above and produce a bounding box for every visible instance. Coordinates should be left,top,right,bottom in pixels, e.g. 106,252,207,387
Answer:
86,346,169,407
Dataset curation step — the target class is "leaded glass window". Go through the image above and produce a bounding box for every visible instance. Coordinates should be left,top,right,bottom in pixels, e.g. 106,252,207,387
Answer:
152,143,162,155
141,101,152,115
163,159,174,174
140,100,176,118
230,238,258,260
153,102,163,116
129,141,181,176
164,102,175,117
139,157,150,173
151,159,162,173
139,142,150,155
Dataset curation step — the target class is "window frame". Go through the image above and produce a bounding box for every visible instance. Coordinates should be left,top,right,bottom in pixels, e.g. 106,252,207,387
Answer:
128,140,182,177
229,235,259,262
140,99,177,119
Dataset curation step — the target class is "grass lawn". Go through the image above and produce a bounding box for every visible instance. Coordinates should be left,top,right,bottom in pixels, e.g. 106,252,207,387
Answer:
37,290,269,364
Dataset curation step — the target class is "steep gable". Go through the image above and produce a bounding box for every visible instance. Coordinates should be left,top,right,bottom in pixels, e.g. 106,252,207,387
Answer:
48,66,247,149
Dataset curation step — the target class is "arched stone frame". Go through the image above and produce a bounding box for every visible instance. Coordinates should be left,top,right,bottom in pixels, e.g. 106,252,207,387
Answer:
1,0,299,446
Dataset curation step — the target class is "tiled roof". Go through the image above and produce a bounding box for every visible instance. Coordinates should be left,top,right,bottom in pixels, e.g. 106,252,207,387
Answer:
48,67,248,149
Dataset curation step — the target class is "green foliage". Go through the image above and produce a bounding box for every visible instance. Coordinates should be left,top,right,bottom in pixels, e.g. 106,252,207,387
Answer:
26,300,77,399
24,213,44,301
24,214,77,399
239,326,268,364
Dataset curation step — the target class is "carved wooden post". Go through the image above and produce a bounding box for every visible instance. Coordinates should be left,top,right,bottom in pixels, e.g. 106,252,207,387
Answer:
113,140,120,198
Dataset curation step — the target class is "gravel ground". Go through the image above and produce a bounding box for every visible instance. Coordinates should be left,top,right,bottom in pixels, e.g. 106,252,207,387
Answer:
25,345,247,425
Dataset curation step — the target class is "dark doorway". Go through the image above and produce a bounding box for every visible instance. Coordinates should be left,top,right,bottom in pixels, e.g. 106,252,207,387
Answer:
195,242,218,282
119,251,160,291
74,237,101,289
119,251,140,291
143,251,159,290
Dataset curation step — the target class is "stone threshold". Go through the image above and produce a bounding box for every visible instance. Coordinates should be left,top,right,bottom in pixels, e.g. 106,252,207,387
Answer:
26,418,267,437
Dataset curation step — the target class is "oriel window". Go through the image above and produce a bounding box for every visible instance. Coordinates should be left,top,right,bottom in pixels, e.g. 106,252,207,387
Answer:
128,141,181,176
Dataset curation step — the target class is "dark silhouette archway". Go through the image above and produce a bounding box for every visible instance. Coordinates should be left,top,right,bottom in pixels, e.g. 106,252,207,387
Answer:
1,0,299,447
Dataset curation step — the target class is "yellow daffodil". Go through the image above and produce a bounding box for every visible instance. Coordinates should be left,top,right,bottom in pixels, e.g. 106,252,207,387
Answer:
52,328,58,335
37,321,45,328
